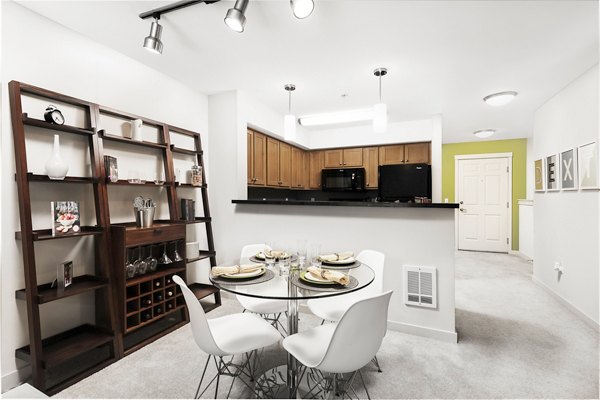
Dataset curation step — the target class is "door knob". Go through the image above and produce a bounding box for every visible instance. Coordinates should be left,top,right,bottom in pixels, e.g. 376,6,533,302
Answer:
460,208,467,212
459,201,464,204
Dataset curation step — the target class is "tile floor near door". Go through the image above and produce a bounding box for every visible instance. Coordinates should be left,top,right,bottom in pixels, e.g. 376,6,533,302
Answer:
54,252,599,399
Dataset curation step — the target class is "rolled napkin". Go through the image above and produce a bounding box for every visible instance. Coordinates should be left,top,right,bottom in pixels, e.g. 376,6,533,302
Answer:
318,251,354,262
307,266,350,285
212,263,264,277
260,250,287,259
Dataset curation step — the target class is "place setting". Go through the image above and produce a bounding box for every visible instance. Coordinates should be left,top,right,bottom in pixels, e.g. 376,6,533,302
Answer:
209,263,275,285
249,244,297,264
318,251,361,269
292,247,359,292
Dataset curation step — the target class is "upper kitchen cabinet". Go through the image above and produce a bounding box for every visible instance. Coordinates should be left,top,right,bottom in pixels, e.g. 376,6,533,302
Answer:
267,137,292,188
248,129,266,186
324,147,363,168
379,142,430,165
363,147,379,189
309,151,324,189
291,146,306,189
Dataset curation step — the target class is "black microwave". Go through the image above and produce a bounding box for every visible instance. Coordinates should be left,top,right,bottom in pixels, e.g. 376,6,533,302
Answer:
322,168,366,192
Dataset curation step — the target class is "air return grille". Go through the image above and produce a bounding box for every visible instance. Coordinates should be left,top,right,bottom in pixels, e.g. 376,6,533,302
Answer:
403,265,437,308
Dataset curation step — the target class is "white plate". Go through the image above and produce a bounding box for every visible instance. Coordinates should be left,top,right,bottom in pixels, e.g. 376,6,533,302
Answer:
302,271,335,283
223,267,266,279
320,257,355,265
255,251,290,260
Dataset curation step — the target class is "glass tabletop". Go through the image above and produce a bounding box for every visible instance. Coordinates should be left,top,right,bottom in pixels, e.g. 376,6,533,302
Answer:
209,257,375,300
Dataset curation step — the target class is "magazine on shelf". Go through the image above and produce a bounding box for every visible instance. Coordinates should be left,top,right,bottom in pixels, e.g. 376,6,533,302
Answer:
51,201,81,236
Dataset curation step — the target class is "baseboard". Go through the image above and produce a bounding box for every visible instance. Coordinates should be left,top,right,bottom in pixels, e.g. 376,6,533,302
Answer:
387,320,458,343
509,250,533,261
1,365,31,394
532,276,599,332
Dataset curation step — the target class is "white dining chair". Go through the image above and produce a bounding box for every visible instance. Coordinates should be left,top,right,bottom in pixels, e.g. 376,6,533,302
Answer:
283,290,393,399
237,244,288,334
306,249,385,371
173,275,281,399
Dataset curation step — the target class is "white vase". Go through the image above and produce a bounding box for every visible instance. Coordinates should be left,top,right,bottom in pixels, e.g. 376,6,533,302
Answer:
131,119,143,141
44,134,69,180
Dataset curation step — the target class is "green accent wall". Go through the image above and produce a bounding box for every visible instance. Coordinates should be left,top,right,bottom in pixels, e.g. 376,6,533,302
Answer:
442,139,527,251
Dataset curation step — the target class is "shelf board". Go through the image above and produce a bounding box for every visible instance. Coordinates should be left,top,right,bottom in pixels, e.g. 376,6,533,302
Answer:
186,250,216,263
183,217,212,224
125,304,186,334
106,179,172,187
22,113,95,136
15,275,108,304
188,283,219,301
15,324,113,368
176,183,207,189
125,266,185,286
98,130,167,150
15,226,104,241
169,145,202,156
19,173,97,184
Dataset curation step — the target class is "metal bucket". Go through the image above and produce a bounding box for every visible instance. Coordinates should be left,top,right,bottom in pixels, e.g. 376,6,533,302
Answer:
134,207,155,228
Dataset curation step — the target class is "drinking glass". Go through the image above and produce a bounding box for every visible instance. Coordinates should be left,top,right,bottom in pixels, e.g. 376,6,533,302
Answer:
145,245,158,272
310,244,322,268
154,171,165,185
159,243,172,264
134,247,148,275
125,248,136,278
279,256,291,277
128,170,140,184
173,242,183,262
296,240,307,267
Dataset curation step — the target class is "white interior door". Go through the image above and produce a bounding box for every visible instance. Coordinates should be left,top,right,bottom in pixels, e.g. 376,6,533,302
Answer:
457,157,510,252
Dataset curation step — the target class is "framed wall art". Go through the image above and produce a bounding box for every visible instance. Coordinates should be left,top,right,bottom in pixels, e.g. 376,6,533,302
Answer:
578,142,599,190
560,148,577,191
534,158,545,192
546,154,560,191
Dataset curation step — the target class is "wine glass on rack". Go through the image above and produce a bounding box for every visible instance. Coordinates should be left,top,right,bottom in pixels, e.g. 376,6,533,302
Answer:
172,241,183,262
159,243,172,264
145,245,158,272
135,246,148,275
125,248,136,279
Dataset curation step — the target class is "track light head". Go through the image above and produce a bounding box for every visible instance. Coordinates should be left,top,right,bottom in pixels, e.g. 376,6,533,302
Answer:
225,0,249,33
143,18,163,54
290,0,314,19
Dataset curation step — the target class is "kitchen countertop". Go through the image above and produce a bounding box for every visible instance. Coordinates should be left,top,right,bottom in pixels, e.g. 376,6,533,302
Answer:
232,199,458,209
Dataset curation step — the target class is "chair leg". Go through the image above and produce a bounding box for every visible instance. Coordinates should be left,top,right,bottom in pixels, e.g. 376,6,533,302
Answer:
358,369,371,400
372,355,382,373
195,355,212,399
214,358,221,399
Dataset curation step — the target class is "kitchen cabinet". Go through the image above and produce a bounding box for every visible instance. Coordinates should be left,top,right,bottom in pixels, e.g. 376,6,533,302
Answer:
378,144,405,165
363,147,379,189
247,130,252,183
248,130,266,186
379,142,430,165
291,146,306,189
309,151,324,189
267,137,291,187
324,147,363,168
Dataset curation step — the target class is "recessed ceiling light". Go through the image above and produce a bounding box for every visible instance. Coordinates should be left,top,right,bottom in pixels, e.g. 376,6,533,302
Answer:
483,91,518,106
473,129,496,138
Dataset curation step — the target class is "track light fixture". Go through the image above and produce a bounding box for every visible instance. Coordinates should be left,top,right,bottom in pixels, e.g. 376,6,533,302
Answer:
143,17,164,54
373,67,388,133
291,0,314,19
225,0,249,33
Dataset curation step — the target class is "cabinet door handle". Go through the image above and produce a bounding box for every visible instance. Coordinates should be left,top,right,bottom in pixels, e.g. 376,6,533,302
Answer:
366,183,370,186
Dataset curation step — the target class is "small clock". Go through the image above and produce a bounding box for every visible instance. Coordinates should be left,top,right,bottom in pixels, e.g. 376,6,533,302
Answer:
44,105,65,125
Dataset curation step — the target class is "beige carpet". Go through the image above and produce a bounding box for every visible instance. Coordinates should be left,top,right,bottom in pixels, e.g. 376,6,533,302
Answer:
54,251,599,399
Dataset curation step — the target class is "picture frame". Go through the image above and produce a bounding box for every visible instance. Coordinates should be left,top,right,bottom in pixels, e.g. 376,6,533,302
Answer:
534,158,545,192
546,154,560,191
560,148,578,191
57,260,73,291
578,141,599,190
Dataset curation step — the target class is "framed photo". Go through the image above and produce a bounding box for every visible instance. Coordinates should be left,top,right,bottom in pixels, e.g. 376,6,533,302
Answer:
546,154,560,191
578,142,599,190
57,261,73,291
534,158,545,192
560,148,578,191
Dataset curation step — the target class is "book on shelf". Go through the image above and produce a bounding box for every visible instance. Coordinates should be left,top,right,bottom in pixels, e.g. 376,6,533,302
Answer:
104,155,118,183
51,201,81,236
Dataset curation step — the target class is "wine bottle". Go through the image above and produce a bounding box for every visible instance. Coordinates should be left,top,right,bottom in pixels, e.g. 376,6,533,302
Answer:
167,290,173,297
166,303,173,310
155,281,161,288
155,307,162,314
142,313,151,321
155,293,163,301
143,298,152,306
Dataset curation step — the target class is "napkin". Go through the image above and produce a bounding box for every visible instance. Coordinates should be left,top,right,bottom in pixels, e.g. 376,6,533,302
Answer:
259,250,287,259
212,263,264,277
307,266,350,285
318,252,354,262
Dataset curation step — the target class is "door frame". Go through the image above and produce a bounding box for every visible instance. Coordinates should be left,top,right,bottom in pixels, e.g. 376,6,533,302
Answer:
454,152,513,252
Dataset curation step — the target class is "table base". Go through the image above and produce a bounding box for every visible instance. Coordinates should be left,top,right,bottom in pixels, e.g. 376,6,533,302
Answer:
255,365,311,399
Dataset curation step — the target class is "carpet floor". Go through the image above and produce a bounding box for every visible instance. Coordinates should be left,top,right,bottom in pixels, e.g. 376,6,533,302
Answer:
54,251,599,399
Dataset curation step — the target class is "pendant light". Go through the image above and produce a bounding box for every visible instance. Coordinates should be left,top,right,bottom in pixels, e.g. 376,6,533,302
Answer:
291,0,314,19
225,0,249,33
373,67,388,133
143,17,164,54
284,84,297,141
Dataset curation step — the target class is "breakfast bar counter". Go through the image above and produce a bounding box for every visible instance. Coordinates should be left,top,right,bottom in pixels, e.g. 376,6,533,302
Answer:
232,199,458,209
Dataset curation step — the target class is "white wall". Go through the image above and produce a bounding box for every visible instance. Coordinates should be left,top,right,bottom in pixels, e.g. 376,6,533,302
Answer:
532,65,599,327
209,90,456,342
1,2,209,390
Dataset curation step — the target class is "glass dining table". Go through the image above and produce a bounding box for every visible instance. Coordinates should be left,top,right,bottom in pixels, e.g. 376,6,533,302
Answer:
209,256,375,398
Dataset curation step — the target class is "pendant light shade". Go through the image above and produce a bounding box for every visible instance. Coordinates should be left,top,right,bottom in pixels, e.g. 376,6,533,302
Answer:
290,0,314,19
284,84,297,141
373,67,388,133
225,0,249,33
143,18,164,54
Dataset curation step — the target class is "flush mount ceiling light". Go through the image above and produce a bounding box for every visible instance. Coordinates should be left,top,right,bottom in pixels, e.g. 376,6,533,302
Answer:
291,0,314,19
143,17,164,54
298,108,373,127
373,67,388,134
483,91,518,106
225,0,249,33
474,129,496,138
284,84,297,141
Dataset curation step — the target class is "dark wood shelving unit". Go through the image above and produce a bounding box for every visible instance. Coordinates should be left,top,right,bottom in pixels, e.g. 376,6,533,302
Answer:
186,250,216,263
9,80,219,395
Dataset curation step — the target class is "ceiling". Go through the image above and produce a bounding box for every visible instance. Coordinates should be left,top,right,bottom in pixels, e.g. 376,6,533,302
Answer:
16,0,599,143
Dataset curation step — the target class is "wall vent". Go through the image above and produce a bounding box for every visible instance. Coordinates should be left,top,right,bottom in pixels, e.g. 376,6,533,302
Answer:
403,265,437,308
